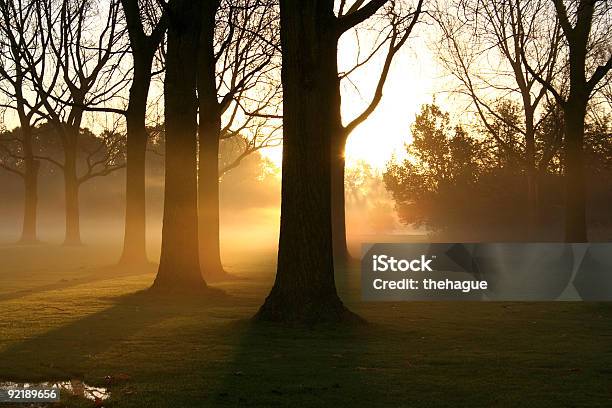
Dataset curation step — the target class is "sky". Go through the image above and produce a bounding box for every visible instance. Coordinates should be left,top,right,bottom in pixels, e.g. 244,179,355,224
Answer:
0,0,448,174
261,18,445,171
340,25,443,170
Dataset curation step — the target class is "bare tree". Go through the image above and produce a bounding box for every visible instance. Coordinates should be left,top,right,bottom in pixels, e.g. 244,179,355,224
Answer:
332,0,423,264
434,0,563,238
26,0,129,245
524,0,612,242
197,0,281,280
118,0,167,265
0,0,55,243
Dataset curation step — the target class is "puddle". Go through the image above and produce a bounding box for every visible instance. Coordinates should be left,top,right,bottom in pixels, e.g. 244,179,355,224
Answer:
1,380,109,404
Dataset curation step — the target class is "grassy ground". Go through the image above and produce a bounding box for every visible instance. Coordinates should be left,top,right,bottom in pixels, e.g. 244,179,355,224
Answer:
0,245,611,407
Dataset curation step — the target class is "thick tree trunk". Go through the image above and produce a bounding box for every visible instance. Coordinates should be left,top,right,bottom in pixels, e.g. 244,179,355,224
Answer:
63,134,81,246
256,0,355,323
563,99,588,242
197,0,228,281
152,0,207,292
119,58,153,265
20,128,40,243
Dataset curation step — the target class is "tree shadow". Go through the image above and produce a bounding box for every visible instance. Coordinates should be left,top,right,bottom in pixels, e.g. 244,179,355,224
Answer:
204,319,397,407
0,289,232,384
0,263,157,302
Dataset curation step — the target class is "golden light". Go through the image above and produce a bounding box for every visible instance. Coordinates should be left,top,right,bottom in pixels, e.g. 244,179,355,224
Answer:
262,30,439,172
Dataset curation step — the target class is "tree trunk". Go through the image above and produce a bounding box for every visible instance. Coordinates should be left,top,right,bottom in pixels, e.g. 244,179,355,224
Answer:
63,139,81,246
119,57,153,265
197,0,227,281
331,135,353,265
20,127,40,243
524,118,539,240
563,99,588,242
562,30,589,243
152,0,207,292
255,0,355,323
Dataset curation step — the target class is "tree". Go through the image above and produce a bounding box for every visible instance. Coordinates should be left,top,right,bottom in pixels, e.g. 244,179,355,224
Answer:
197,0,280,280
332,0,423,264
27,0,129,245
384,103,558,240
524,0,612,242
118,0,167,265
255,0,359,323
345,160,397,235
0,0,56,243
384,104,486,231
151,0,207,292
434,0,563,238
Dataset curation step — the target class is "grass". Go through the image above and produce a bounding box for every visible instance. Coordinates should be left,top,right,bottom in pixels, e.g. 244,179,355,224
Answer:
0,244,611,407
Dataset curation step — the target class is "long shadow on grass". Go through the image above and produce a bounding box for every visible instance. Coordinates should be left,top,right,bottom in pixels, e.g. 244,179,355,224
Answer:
203,320,399,408
0,264,157,302
0,290,230,384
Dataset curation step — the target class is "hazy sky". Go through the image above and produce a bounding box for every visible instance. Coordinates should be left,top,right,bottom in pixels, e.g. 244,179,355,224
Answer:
1,0,448,173
262,18,445,171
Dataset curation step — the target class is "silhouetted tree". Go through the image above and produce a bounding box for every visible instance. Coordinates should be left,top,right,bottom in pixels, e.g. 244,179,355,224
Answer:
255,0,361,323
118,0,167,265
151,0,207,292
384,104,487,232
524,0,612,242
434,0,563,238
0,0,56,243
27,0,129,245
197,0,280,281
331,0,423,264
385,101,612,240
0,127,41,241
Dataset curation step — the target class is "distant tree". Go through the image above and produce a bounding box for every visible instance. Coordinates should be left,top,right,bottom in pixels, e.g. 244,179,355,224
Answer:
151,0,207,292
584,108,612,174
118,0,167,265
331,0,423,264
434,0,564,238
345,160,397,235
536,100,565,175
197,0,280,280
0,0,58,243
385,101,612,240
25,0,129,245
524,0,612,242
384,104,488,232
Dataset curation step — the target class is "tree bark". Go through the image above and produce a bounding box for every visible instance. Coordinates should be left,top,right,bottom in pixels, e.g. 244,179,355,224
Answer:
20,127,40,243
524,115,539,240
152,0,207,292
63,132,81,246
563,99,588,242
255,0,355,323
197,0,228,281
119,56,153,265
562,12,590,243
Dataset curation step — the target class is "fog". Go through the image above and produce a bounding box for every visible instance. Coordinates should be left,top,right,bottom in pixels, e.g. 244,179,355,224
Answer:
0,145,415,266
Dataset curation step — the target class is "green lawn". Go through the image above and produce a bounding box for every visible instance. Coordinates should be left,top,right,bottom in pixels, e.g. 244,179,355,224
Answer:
0,245,611,407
